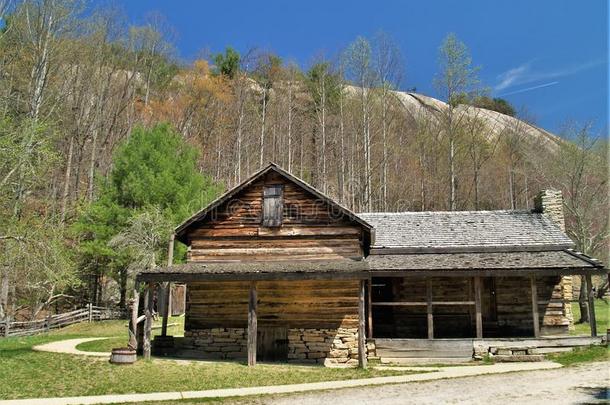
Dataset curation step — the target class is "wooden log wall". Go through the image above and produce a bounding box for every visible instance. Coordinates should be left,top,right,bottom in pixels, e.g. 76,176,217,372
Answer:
186,172,364,262
495,276,569,335
185,280,360,331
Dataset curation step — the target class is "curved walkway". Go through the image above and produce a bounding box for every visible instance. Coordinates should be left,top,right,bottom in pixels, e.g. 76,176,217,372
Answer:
33,337,111,357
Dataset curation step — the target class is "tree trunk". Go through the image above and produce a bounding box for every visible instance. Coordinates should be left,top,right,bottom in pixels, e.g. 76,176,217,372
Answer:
0,269,8,320
60,135,75,223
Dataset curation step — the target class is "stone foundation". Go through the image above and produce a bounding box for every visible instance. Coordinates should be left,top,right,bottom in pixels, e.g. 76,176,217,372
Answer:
183,328,247,359
287,327,361,366
473,336,604,362
183,327,368,366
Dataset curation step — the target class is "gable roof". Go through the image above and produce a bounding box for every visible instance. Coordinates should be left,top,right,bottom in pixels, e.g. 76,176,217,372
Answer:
358,210,574,253
175,163,373,243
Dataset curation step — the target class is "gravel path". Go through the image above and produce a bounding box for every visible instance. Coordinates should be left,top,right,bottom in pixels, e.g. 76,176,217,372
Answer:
32,337,110,357
234,361,610,405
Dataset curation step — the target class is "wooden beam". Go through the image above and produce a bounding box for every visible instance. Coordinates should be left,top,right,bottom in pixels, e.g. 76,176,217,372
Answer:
143,283,154,359
247,281,257,366
372,301,475,306
586,274,597,337
358,279,367,368
137,271,370,283
367,278,373,338
426,277,433,339
530,276,540,338
474,276,483,339
161,234,175,337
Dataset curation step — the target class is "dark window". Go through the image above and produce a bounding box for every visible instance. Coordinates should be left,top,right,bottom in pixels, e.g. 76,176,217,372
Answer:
262,185,283,227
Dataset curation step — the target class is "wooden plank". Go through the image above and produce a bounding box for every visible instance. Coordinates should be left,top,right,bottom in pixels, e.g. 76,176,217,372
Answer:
586,274,597,337
358,280,367,368
143,283,153,359
474,276,483,339
374,338,474,351
530,275,540,338
426,278,433,339
248,281,257,366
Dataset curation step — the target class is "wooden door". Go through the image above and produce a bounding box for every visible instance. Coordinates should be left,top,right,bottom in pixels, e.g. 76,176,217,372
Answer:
257,327,288,362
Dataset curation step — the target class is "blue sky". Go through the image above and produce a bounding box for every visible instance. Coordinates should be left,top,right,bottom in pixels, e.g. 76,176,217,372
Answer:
123,1,608,136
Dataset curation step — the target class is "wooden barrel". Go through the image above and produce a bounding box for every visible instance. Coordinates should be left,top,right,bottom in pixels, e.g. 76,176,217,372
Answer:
110,348,137,365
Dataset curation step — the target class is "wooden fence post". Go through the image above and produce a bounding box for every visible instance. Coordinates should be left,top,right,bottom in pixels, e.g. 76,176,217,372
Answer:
45,314,52,332
3,318,8,337
88,303,93,323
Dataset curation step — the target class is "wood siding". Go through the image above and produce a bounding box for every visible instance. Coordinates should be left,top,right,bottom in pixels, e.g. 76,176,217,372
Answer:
185,280,360,330
185,171,364,262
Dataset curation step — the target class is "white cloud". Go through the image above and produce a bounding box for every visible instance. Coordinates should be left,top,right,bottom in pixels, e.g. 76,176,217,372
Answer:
495,63,531,91
494,58,606,92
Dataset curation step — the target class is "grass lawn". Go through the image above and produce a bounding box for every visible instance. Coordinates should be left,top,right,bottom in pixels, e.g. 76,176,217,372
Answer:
571,299,610,335
547,345,610,366
0,319,409,400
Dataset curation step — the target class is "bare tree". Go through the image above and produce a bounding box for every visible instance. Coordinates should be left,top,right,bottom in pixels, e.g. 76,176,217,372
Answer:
434,33,479,210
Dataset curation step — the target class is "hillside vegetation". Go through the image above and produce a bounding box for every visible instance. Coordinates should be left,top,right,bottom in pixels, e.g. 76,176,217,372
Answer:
0,0,607,320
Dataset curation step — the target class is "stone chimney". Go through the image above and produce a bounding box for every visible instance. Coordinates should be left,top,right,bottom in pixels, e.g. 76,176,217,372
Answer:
534,189,565,232
535,189,573,330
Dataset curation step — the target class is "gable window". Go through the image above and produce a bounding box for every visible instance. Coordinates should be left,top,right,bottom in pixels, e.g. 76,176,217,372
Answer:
262,184,283,227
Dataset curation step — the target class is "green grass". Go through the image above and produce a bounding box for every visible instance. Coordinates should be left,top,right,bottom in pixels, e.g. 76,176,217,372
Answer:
547,345,610,366
0,319,409,400
571,299,610,335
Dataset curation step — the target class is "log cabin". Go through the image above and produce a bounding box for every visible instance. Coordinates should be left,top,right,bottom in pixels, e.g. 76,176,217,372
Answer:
136,163,606,366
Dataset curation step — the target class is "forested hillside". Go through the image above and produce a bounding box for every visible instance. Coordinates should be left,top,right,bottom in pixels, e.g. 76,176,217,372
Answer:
0,0,607,319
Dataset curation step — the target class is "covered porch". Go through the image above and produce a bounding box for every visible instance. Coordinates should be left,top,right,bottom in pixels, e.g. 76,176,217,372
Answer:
135,260,371,367
363,249,605,363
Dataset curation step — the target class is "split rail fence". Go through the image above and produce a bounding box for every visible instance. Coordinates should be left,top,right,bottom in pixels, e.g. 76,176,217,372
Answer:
0,304,122,338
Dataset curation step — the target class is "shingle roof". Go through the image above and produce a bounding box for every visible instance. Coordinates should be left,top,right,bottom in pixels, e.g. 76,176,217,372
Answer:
367,250,600,272
358,210,574,252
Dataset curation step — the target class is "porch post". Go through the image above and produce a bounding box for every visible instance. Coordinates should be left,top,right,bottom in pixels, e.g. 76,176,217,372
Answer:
585,274,597,337
143,282,154,359
530,276,540,338
161,233,175,337
367,277,373,338
474,276,483,339
247,281,258,366
358,279,367,368
426,277,433,339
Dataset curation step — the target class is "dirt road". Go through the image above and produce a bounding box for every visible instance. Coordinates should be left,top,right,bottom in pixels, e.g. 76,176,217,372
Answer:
234,361,609,405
